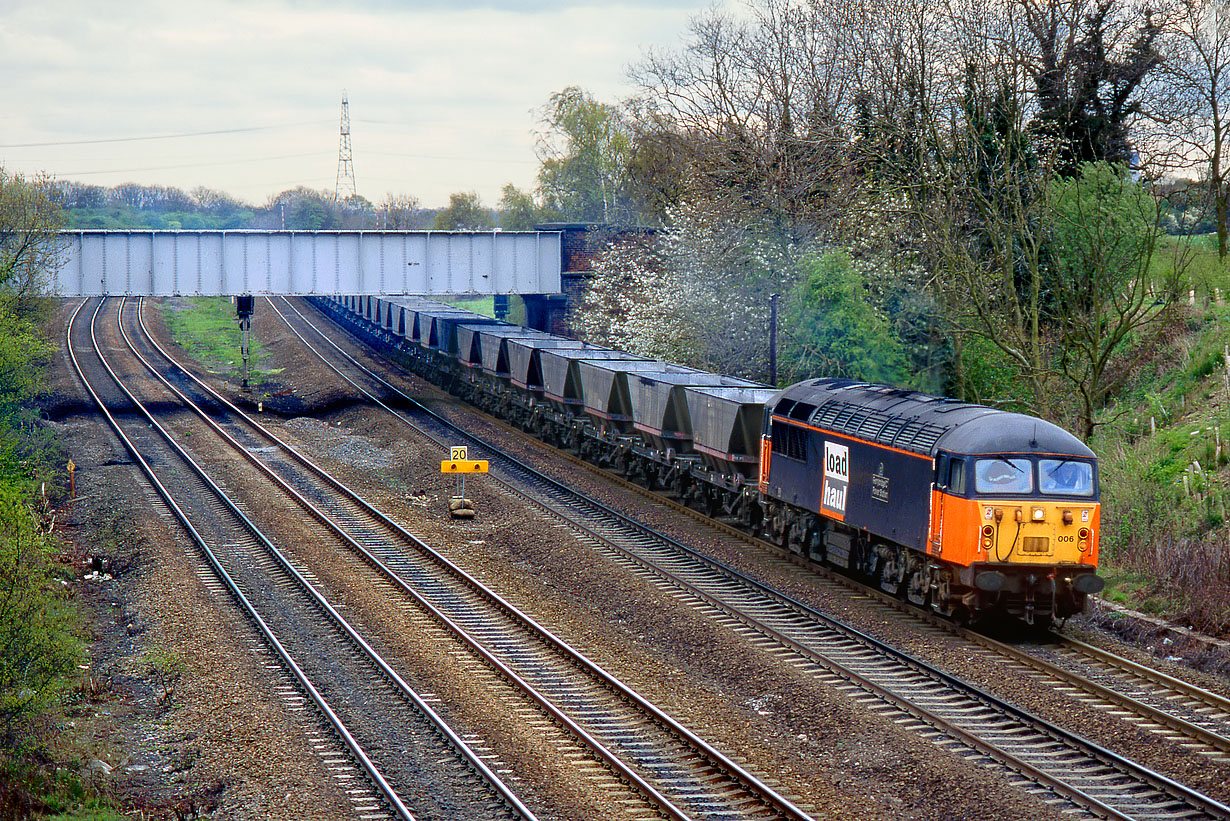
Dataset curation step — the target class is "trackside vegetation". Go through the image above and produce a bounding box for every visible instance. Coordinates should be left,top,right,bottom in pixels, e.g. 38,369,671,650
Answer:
1091,261,1230,632
0,170,112,818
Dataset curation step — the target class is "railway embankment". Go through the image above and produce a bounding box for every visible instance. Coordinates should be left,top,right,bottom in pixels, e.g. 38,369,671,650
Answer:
1091,299,1230,646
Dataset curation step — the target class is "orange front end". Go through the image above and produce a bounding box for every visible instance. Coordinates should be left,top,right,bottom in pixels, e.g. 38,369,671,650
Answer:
929,491,1100,569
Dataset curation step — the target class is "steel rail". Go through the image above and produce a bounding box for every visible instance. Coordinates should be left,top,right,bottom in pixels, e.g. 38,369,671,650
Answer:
65,298,419,821
304,299,1230,764
121,302,695,819
1059,635,1230,711
116,298,542,819
130,296,812,821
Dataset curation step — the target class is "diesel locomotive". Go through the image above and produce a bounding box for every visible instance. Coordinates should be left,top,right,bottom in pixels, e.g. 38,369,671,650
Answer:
314,294,1104,626
761,379,1102,625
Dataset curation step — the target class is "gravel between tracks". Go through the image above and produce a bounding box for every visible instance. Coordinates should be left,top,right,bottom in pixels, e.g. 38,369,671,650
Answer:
242,299,1071,821
434,383,1230,804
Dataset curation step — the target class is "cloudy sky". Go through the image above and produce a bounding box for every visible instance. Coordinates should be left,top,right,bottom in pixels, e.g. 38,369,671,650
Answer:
0,0,707,208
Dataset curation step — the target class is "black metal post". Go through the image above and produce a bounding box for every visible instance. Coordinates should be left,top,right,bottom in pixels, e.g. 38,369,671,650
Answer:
236,295,255,391
769,293,780,386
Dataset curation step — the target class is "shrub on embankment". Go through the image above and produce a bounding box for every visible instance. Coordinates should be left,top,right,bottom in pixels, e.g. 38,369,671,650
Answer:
0,354,91,814
1092,248,1230,633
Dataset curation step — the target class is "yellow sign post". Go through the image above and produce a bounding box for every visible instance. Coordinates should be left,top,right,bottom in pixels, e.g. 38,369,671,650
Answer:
440,460,489,474
441,446,487,518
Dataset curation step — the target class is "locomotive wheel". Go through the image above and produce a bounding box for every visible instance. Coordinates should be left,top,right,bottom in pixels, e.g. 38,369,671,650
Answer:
879,545,907,597
906,564,931,608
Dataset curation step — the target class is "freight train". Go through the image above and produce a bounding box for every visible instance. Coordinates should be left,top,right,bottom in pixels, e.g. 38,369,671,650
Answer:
313,294,1104,627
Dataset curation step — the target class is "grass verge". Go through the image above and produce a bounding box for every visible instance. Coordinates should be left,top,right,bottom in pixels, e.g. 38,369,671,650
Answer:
159,297,282,387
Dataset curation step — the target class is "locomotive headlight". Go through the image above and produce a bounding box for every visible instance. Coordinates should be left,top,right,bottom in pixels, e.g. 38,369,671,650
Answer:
1078,528,1090,539
982,525,994,537
1032,507,1046,521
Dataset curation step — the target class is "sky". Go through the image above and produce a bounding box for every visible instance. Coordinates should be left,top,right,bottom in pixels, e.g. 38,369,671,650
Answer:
0,0,707,209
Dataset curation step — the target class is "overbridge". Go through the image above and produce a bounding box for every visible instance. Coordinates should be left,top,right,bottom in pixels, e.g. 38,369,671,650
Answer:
52,229,562,297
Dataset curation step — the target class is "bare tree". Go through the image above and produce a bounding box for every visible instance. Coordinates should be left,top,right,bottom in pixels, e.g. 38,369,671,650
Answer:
1156,0,1230,257
628,0,866,237
867,0,1180,434
1019,0,1164,173
1049,163,1182,437
377,193,422,230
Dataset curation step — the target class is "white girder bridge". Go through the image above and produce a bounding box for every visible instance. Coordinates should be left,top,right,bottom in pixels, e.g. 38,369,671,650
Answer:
52,230,563,297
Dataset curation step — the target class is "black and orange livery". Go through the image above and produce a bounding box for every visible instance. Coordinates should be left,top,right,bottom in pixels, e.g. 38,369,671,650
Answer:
759,378,1102,624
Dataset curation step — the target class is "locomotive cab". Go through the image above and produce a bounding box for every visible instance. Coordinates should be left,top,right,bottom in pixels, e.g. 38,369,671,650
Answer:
931,449,1104,623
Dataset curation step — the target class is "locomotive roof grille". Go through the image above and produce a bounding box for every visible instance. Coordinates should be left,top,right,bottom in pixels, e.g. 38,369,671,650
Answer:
804,398,948,455
775,378,1093,458
879,417,908,441
903,424,946,452
830,404,859,429
857,413,890,440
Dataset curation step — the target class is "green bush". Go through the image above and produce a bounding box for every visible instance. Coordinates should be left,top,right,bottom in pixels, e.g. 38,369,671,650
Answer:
780,250,909,385
0,489,82,738
953,334,1034,408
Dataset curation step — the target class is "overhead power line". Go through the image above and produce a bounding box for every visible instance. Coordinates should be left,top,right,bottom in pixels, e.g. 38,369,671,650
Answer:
366,149,536,165
52,151,325,177
0,121,331,149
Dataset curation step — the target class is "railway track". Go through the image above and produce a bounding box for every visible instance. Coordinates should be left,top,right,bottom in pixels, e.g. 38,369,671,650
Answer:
122,297,816,821
70,296,535,821
278,295,1230,821
500,408,1230,764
